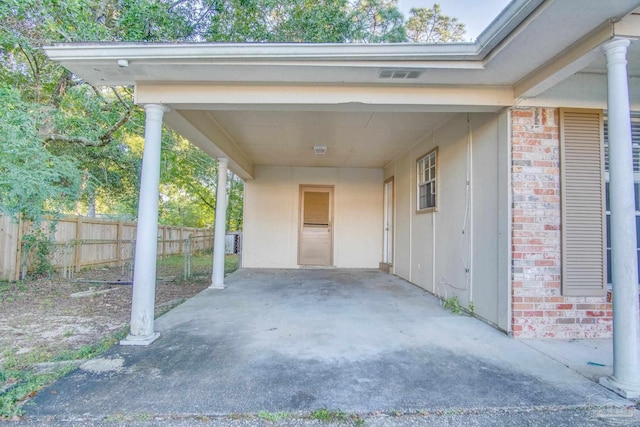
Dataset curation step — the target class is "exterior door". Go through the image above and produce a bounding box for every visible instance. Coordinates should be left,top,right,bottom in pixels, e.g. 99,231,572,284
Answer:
383,178,394,265
298,186,333,266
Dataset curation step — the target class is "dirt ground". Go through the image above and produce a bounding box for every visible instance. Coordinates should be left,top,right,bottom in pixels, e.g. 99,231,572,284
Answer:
0,264,214,365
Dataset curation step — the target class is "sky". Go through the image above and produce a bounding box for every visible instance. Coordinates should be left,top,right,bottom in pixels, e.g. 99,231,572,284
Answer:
397,0,512,41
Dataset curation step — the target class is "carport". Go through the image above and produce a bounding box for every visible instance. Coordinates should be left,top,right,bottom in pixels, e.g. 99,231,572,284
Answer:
44,40,515,344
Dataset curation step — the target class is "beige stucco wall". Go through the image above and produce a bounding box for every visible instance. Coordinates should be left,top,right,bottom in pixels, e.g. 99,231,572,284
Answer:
243,166,383,268
386,113,509,328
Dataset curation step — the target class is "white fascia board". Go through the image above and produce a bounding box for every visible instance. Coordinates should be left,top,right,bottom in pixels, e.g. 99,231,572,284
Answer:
45,42,479,63
136,83,514,110
475,0,546,56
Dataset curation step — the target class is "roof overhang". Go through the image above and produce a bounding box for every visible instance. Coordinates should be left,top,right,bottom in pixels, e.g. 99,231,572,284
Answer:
44,0,640,179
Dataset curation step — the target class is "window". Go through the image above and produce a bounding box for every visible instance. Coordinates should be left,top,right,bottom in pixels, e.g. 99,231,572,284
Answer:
417,149,437,211
604,119,640,285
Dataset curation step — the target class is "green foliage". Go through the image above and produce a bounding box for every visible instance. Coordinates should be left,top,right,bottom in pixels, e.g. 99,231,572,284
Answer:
352,0,407,43
21,229,54,277
208,0,356,43
443,295,462,314
309,408,364,424
0,327,127,419
224,254,240,275
405,4,466,43
156,253,238,276
0,86,80,222
257,411,291,422
0,367,63,418
115,0,195,42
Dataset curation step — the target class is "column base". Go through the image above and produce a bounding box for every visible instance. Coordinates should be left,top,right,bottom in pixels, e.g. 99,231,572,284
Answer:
600,376,640,398
209,283,226,290
120,332,160,346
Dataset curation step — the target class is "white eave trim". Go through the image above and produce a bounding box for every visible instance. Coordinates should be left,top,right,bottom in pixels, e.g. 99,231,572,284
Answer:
45,42,480,63
514,10,640,100
475,0,545,56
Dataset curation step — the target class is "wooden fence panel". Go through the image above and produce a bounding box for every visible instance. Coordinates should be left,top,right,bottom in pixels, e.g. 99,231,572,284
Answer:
50,218,78,243
165,227,183,255
0,216,20,281
0,214,216,280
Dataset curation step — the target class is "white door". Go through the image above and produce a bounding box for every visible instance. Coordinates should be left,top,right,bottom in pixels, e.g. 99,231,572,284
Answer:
383,178,394,265
298,186,333,266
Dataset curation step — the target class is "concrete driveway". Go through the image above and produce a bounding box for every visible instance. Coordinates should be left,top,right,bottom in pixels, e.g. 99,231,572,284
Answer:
25,269,633,423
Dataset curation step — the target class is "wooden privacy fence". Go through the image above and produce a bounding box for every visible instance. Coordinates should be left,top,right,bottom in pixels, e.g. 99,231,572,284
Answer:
0,215,214,281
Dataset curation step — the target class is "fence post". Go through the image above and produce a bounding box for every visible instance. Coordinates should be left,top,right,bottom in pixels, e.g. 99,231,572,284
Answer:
116,221,123,268
161,225,166,258
74,216,83,273
238,232,243,269
20,240,28,280
64,242,73,279
183,236,192,280
129,239,136,281
13,216,24,282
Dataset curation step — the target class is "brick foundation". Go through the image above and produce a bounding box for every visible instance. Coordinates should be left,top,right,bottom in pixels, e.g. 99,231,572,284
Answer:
511,107,612,338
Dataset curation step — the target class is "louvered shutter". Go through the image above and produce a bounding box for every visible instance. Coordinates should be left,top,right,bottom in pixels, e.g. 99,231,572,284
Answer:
560,109,606,296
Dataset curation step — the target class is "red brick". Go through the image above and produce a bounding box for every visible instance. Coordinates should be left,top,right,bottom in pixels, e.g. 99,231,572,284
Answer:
523,311,544,317
509,107,612,339
586,311,606,317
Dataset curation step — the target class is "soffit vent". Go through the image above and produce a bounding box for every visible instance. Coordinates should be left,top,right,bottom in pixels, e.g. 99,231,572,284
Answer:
378,69,422,79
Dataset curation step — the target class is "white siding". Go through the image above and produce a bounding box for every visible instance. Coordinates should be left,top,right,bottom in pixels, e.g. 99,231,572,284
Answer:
387,113,508,327
243,166,383,268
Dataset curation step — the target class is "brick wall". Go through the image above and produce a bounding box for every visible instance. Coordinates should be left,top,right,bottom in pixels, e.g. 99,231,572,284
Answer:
511,107,612,338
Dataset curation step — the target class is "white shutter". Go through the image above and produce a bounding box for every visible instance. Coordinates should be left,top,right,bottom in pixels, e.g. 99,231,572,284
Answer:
560,109,606,296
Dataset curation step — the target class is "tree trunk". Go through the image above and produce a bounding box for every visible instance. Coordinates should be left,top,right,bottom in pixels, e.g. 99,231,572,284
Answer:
87,192,96,217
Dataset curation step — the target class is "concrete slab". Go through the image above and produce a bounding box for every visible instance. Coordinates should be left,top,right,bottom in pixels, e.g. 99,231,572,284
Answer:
521,339,613,382
24,269,632,422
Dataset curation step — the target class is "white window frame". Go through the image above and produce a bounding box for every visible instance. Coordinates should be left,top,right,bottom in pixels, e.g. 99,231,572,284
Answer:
604,117,640,285
417,148,437,212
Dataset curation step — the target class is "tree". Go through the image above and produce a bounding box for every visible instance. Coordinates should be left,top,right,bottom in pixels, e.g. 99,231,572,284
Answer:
0,85,80,222
159,134,218,228
405,4,466,43
207,0,356,43
351,0,406,43
0,0,209,223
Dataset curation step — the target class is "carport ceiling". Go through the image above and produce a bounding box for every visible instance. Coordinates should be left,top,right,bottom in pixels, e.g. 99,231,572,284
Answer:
199,110,456,168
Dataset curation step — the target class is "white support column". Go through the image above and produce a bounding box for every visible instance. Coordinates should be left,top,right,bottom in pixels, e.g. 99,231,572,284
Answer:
210,158,228,289
600,38,640,398
121,104,168,346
